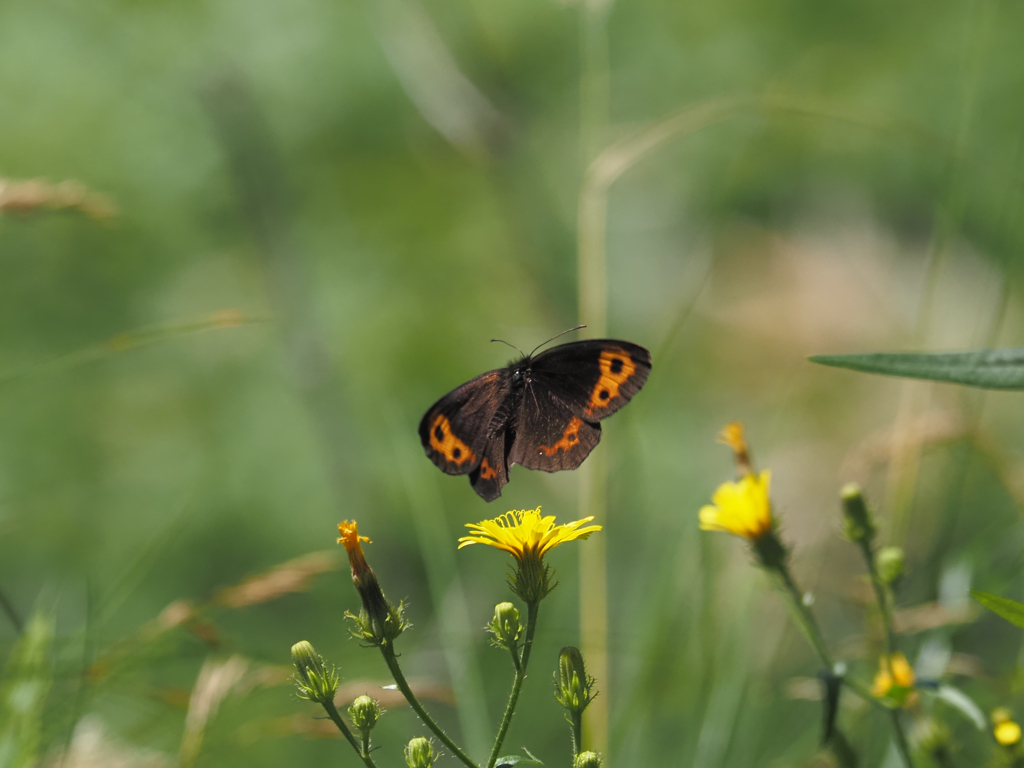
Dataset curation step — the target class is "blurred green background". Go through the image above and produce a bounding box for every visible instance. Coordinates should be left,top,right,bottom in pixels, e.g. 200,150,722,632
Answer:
3,0,1024,765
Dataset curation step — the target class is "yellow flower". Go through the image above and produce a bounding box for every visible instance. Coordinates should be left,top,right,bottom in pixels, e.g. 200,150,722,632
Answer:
459,507,601,603
337,520,407,644
871,652,917,707
993,708,1023,746
699,470,773,540
458,507,601,560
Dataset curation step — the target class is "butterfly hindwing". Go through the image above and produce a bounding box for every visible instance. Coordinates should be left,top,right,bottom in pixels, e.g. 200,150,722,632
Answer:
418,370,509,476
509,390,602,472
469,433,510,501
530,340,652,421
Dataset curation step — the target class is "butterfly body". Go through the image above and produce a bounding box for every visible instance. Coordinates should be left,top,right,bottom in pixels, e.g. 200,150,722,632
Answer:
419,339,651,501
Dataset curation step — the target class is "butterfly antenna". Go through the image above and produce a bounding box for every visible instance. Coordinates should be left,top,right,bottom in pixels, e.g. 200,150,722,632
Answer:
529,324,586,357
491,338,526,357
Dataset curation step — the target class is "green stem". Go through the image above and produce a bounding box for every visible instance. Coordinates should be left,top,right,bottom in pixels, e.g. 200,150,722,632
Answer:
774,560,834,670
487,601,540,768
0,588,23,635
570,710,583,758
321,698,378,768
854,540,914,768
889,709,915,768
381,642,480,768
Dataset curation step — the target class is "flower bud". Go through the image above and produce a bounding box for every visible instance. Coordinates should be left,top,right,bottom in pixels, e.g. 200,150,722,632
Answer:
555,646,595,715
404,737,436,768
574,751,604,768
291,640,339,705
487,602,522,651
348,694,383,733
841,483,876,544
993,708,1023,747
876,546,905,585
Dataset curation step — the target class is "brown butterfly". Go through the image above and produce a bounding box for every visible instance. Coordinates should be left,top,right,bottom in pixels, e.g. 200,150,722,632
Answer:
419,333,652,501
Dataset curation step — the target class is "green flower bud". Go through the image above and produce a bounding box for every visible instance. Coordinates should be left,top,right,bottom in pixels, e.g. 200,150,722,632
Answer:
555,646,596,715
487,602,522,651
574,751,604,768
404,737,437,768
291,640,339,705
876,546,905,585
348,694,383,733
841,483,876,544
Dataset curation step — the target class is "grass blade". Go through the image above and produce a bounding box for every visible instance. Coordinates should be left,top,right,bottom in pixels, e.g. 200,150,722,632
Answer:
810,349,1024,390
971,590,1024,629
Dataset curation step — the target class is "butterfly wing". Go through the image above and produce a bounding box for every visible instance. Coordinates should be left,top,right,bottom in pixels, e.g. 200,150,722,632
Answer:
531,339,651,421
469,436,510,501
508,387,602,472
418,369,510,479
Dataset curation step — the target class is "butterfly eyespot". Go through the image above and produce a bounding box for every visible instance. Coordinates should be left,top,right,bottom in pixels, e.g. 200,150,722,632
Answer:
453,448,461,458
610,358,624,374
427,414,475,467
599,390,610,400
434,426,444,441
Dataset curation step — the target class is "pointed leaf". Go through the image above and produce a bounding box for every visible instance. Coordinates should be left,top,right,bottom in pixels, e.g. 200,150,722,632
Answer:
495,752,543,767
809,349,1024,390
934,684,986,730
971,590,1024,629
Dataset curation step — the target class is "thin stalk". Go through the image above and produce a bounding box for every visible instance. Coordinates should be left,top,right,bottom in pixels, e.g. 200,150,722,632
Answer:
0,587,23,635
381,643,479,768
773,561,834,670
488,602,540,768
855,541,914,768
569,709,583,758
321,698,378,768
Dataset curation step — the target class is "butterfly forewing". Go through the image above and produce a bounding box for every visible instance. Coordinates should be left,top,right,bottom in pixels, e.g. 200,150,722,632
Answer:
418,370,509,476
531,340,651,421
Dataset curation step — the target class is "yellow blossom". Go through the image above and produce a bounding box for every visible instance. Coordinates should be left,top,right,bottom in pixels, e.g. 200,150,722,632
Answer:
871,652,916,707
459,507,601,603
993,708,1022,746
458,507,601,560
699,470,773,540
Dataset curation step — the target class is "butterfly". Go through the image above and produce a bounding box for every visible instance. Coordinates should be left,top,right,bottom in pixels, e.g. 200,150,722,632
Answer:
419,333,652,501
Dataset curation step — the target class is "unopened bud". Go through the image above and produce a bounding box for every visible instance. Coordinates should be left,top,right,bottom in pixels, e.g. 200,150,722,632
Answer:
348,694,382,733
291,640,339,705
555,646,595,715
574,751,604,768
841,483,876,544
488,602,522,651
404,737,436,768
876,547,905,585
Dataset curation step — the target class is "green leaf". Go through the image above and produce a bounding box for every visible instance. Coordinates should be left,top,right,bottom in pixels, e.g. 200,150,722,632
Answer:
495,749,543,767
934,684,986,730
809,349,1024,390
971,590,1024,629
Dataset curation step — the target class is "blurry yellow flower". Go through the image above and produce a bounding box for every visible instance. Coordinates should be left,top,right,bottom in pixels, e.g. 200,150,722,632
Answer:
718,422,753,475
993,708,1022,746
699,470,773,540
871,652,916,706
459,507,601,603
337,520,373,580
458,507,601,561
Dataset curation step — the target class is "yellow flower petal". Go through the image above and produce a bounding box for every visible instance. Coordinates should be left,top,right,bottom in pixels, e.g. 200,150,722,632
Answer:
996,720,1023,746
458,507,601,561
698,470,773,540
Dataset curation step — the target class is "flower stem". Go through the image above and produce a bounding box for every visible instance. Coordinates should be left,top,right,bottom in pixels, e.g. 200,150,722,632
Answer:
773,560,834,670
855,541,914,768
380,642,480,768
487,601,539,768
569,709,583,758
320,698,378,768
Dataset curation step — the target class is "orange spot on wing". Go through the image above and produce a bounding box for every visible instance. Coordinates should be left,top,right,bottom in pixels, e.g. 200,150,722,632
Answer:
479,457,498,480
584,349,636,416
538,417,584,456
428,415,476,466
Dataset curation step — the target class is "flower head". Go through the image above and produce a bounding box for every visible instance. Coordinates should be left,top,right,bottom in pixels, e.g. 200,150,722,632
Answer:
699,470,773,541
993,708,1022,747
718,422,753,475
871,652,917,707
459,507,601,603
337,520,408,645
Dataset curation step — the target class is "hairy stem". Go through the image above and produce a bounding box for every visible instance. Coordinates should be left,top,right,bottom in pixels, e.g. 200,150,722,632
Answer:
488,601,540,768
